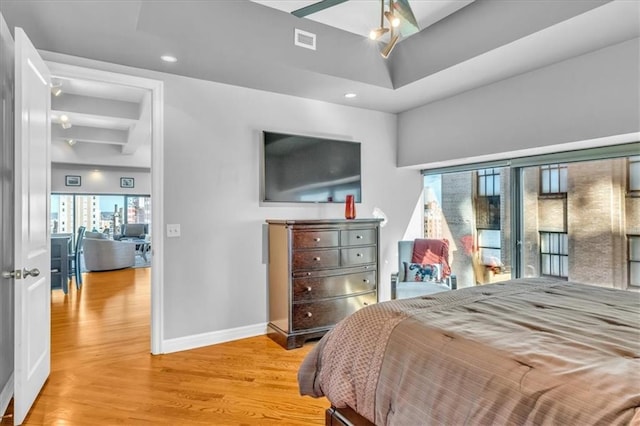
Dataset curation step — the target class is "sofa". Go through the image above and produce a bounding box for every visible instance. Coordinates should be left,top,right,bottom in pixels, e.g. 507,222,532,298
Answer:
83,233,136,271
391,239,456,299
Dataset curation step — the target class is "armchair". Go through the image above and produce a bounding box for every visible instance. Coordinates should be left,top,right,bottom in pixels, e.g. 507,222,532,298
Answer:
116,223,148,241
391,239,456,299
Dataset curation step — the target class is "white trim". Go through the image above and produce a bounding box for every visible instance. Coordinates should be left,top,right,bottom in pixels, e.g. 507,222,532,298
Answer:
415,132,640,171
43,61,165,355
0,373,13,420
161,324,268,354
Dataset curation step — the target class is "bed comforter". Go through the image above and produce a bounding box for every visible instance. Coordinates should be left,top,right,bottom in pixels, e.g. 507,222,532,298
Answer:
298,277,640,425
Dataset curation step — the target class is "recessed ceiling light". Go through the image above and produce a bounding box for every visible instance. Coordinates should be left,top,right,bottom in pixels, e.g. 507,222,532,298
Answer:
161,55,177,63
344,93,357,99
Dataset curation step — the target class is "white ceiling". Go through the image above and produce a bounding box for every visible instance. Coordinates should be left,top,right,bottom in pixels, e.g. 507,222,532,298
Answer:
49,74,151,155
1,0,638,161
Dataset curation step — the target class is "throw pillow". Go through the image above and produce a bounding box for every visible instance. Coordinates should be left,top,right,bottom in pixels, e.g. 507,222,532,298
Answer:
404,262,441,282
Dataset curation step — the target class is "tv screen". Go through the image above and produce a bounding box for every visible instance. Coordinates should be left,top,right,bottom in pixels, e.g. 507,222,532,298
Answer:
262,131,361,203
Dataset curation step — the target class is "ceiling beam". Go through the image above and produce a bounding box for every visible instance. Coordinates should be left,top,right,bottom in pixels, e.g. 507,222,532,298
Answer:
291,0,349,18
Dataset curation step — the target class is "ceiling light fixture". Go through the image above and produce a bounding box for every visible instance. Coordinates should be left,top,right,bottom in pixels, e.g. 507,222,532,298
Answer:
370,0,419,58
344,93,357,99
381,28,399,58
384,11,400,28
161,55,177,63
50,81,63,96
369,27,389,40
369,0,388,40
59,114,72,129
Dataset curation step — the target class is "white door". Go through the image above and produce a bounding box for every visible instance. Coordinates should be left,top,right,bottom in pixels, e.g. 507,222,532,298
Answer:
13,27,51,425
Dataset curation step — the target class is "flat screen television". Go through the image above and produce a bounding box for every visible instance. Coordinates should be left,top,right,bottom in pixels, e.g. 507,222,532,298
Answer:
262,131,361,203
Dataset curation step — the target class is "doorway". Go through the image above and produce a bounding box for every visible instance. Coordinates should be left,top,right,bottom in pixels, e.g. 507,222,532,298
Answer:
45,61,164,354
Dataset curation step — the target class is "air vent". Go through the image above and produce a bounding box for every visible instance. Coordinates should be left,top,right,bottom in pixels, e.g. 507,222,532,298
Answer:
294,29,316,51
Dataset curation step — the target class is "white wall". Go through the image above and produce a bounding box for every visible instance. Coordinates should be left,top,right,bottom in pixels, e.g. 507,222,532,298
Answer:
41,51,423,346
51,164,151,195
398,38,640,167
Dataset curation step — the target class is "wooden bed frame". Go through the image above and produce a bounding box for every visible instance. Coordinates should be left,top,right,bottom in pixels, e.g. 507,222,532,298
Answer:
325,406,374,426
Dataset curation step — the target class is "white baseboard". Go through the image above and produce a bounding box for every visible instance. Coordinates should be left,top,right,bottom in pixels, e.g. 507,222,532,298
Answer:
161,323,268,354
0,373,13,419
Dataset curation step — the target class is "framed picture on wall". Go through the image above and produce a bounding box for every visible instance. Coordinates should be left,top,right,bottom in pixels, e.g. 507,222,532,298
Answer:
120,177,135,188
65,175,81,187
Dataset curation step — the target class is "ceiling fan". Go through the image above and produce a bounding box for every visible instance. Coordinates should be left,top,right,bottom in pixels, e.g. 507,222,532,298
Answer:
291,0,419,58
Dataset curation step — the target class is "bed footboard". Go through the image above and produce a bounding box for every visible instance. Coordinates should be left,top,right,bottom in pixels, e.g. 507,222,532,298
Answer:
325,406,375,426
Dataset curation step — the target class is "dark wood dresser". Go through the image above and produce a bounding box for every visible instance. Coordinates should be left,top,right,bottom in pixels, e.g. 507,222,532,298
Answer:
266,219,381,349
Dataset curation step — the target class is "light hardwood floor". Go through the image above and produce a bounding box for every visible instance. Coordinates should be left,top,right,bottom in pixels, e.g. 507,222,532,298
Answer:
4,268,328,425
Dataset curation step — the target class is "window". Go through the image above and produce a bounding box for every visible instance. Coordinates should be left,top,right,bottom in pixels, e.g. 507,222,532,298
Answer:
630,236,640,287
478,229,502,268
540,164,567,194
477,168,500,196
425,150,637,290
539,232,568,278
423,167,511,287
629,156,640,192
51,193,151,237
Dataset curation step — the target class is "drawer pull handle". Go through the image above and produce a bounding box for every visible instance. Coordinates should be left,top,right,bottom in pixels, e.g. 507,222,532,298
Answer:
363,279,369,283
306,286,312,292
313,257,321,261
363,302,369,306
306,272,312,276
356,235,363,239
356,253,362,257
314,237,321,242
306,312,313,318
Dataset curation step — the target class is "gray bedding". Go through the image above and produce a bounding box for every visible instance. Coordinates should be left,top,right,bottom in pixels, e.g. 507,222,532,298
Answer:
298,277,640,425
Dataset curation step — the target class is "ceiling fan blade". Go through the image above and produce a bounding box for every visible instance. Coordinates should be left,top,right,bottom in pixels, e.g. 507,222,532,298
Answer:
291,0,350,18
393,0,419,30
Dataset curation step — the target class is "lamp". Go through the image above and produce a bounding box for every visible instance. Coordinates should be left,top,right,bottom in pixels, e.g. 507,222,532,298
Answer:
369,0,388,40
59,114,72,129
369,27,389,40
381,30,399,58
50,80,62,96
384,11,400,28
371,0,403,58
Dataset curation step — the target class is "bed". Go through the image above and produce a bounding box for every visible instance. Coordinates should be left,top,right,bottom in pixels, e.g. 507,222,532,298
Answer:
298,277,640,425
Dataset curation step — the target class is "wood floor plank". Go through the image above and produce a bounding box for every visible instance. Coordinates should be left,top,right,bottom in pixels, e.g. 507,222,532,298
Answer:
3,268,328,425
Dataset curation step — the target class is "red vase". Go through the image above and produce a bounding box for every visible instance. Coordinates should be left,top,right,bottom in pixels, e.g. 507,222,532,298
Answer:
345,195,356,220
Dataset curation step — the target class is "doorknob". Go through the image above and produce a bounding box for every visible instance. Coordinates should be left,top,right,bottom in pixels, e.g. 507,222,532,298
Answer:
23,268,40,278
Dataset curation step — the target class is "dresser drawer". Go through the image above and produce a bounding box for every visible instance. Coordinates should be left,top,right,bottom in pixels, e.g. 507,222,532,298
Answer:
341,246,376,266
341,228,376,246
293,270,376,301
293,249,339,270
293,230,339,249
292,292,377,331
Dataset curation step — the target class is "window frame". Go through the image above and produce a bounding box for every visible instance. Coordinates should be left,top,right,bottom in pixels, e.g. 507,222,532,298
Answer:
421,141,639,284
51,192,151,237
629,156,640,194
539,163,568,195
629,234,640,288
539,231,569,279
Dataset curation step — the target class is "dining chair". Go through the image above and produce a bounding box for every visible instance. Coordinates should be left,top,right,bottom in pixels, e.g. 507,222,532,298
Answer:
69,226,86,289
